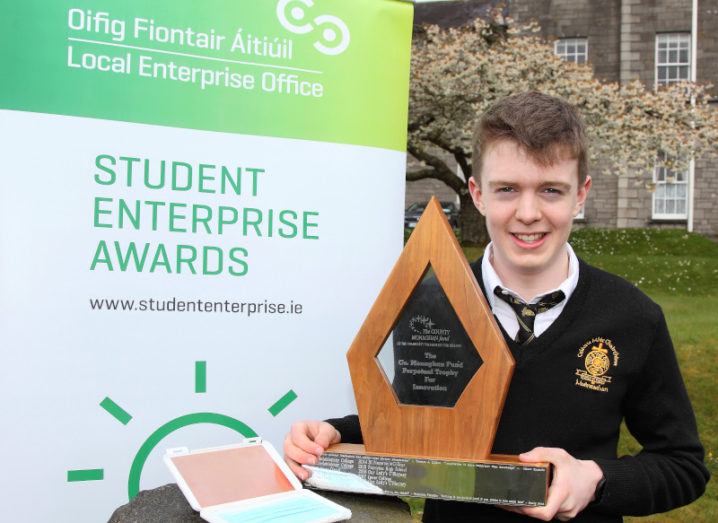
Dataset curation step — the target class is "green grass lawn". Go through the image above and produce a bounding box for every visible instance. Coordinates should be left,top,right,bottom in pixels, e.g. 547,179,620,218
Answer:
408,229,718,521
571,229,718,522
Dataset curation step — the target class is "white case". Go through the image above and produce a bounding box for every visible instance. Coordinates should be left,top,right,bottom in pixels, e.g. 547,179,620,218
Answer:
164,438,351,523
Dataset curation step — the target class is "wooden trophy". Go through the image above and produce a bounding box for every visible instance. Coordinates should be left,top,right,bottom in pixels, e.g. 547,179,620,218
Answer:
310,197,549,506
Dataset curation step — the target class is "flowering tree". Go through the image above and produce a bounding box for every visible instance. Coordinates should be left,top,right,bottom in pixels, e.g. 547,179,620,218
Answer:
408,17,718,244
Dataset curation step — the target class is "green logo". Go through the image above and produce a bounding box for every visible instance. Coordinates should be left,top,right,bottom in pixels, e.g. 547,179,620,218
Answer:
66,360,298,500
276,0,350,55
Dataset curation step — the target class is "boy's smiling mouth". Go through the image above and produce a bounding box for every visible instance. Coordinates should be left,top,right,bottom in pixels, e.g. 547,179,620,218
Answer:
512,232,547,245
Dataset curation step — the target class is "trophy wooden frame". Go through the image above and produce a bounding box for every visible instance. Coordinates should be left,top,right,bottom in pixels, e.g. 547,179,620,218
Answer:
347,197,512,459
311,198,549,506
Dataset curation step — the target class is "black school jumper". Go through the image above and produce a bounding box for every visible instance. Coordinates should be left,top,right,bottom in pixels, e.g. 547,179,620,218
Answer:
327,259,709,522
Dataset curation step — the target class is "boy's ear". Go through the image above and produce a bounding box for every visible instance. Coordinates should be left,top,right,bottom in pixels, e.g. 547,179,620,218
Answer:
469,175,486,216
468,176,486,215
575,175,592,216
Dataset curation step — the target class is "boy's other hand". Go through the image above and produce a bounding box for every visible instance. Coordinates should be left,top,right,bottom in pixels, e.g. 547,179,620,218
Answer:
501,447,604,521
283,420,341,481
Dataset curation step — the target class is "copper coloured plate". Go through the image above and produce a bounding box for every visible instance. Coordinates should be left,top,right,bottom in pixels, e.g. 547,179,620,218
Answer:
171,445,294,508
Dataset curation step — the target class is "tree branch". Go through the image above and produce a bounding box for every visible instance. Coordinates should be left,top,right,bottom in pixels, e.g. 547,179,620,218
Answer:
406,167,439,182
407,143,467,194
427,132,467,159
454,150,472,180
424,133,473,180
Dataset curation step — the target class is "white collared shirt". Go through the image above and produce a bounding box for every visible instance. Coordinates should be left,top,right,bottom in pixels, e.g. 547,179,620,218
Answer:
481,242,580,340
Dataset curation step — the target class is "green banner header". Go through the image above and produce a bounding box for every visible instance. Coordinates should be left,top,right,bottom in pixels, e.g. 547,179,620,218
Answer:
0,0,413,151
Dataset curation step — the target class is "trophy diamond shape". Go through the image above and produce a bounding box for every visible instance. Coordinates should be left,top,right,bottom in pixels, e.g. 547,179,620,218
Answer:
350,197,513,459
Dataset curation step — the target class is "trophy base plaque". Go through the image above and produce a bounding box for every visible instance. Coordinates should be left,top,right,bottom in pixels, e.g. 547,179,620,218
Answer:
306,444,548,507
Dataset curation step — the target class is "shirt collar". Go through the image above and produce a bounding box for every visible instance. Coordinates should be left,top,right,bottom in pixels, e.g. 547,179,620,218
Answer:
481,242,580,306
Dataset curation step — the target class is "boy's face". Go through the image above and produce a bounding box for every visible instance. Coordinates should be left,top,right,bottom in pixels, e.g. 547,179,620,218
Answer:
469,140,591,284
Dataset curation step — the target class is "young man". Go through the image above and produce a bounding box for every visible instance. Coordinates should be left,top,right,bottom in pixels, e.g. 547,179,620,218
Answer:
284,92,709,521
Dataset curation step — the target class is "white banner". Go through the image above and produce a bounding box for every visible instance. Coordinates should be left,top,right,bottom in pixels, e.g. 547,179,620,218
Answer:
0,1,412,520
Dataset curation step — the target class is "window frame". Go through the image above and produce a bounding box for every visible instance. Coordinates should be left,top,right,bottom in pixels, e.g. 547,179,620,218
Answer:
655,33,691,87
652,155,689,220
554,37,588,64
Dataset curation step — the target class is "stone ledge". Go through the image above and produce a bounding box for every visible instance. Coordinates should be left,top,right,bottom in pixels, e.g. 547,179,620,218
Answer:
108,483,414,523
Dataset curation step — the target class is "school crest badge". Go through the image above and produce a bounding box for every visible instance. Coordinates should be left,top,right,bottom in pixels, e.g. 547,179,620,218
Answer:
575,337,619,392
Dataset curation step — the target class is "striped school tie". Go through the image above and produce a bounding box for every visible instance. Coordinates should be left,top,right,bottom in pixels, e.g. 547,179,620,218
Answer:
493,286,566,344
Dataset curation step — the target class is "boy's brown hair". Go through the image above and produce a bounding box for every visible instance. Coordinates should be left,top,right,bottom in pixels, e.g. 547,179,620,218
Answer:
472,91,588,184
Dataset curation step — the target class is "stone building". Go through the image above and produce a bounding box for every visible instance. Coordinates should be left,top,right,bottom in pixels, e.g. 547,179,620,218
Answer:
409,0,718,236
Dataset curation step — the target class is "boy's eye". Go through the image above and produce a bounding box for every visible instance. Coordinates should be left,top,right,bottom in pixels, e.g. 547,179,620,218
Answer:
497,186,516,193
543,187,563,195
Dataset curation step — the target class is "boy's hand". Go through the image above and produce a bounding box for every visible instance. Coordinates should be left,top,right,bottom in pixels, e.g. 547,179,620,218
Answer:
501,447,604,521
283,420,341,481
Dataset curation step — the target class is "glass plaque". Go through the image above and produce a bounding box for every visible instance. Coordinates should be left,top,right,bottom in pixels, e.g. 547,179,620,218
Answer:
377,266,482,407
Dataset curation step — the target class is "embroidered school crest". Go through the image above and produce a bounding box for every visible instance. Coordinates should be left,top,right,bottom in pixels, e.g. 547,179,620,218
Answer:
575,337,620,393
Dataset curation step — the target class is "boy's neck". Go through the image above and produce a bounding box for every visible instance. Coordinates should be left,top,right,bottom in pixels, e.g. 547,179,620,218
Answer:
490,248,570,302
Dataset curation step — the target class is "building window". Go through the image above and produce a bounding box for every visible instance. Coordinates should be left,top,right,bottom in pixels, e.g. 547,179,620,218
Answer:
655,33,691,86
554,38,588,63
653,154,688,219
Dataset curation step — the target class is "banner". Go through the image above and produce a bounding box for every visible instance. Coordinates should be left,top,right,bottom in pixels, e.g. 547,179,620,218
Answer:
0,1,413,520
